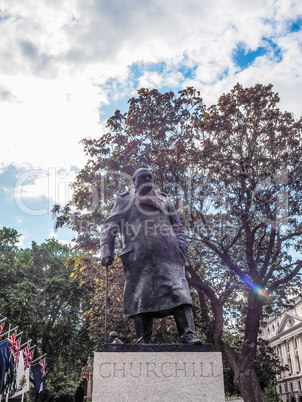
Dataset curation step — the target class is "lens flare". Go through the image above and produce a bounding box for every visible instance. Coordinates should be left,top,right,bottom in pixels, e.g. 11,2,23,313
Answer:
242,275,269,299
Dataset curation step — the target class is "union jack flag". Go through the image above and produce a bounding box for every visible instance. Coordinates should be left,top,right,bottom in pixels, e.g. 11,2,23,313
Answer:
7,334,21,359
39,359,46,377
22,347,33,369
14,339,20,358
7,333,16,352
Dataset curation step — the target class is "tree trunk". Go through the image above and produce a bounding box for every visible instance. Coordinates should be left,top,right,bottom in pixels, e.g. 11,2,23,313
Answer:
233,365,266,402
187,266,267,401
222,340,266,402
220,292,266,401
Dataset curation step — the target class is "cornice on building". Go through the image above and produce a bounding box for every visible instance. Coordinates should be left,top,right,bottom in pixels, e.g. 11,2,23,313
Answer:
259,296,302,342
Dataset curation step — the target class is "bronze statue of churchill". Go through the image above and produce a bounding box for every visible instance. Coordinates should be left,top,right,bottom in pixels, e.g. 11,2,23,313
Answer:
101,168,201,344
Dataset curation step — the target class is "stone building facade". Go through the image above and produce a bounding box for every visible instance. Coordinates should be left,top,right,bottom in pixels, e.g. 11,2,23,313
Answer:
260,296,302,402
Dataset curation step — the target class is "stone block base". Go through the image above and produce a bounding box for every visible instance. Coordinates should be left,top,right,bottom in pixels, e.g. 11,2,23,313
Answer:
92,345,225,402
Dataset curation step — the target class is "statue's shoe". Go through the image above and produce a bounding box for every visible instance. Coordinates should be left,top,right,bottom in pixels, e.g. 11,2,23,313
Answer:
137,336,154,344
182,335,202,344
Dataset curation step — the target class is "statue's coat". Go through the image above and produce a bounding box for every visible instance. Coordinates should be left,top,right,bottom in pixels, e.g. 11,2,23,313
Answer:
100,190,192,317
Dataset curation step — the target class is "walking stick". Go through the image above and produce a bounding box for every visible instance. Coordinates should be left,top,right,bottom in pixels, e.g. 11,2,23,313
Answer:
104,263,109,344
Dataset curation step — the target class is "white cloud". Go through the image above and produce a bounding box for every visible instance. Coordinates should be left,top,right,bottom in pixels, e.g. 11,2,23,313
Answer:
48,230,58,239
0,75,103,169
16,234,25,248
138,72,164,89
57,239,74,247
1,0,302,247
13,166,78,215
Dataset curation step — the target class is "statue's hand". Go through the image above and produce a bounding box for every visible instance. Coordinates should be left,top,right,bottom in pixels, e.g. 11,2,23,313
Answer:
101,256,114,267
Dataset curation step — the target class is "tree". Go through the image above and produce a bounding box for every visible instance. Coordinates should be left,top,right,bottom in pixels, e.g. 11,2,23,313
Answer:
65,254,135,343
0,227,20,245
192,83,302,401
53,84,302,401
0,234,95,401
0,227,22,317
223,334,286,398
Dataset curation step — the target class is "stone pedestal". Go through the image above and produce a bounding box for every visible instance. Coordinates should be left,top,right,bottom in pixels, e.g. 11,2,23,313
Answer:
92,344,225,402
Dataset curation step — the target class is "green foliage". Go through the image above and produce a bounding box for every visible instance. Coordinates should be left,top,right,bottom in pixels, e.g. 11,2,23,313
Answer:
263,381,281,402
66,254,134,343
0,227,20,245
0,233,95,399
223,334,286,398
254,338,286,391
41,374,77,402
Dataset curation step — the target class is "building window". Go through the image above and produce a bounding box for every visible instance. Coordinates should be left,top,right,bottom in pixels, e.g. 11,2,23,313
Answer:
288,357,292,374
290,382,293,391
294,338,298,348
279,385,282,394
296,356,301,372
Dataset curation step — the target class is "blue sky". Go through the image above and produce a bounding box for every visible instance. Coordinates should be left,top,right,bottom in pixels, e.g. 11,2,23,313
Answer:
0,0,302,248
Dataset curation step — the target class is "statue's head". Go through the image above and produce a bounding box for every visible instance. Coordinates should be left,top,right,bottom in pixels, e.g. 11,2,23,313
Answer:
132,168,154,193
